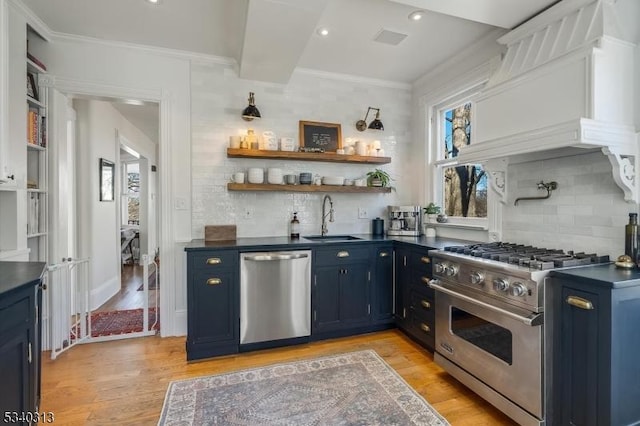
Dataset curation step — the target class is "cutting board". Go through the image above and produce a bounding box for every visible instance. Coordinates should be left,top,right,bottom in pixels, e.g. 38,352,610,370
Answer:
204,225,237,241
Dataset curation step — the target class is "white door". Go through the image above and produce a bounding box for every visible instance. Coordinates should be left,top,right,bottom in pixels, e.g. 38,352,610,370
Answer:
47,89,90,358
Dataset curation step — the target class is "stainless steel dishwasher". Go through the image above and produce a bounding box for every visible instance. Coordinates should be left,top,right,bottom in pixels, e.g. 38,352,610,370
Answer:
240,250,311,345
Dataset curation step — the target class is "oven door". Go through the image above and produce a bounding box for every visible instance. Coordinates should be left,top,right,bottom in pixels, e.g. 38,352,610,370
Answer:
431,280,544,419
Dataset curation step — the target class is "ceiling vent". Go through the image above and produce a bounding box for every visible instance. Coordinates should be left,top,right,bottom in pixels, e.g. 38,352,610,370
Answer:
373,29,407,46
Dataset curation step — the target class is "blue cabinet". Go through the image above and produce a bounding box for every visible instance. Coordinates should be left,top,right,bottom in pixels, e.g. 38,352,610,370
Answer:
186,250,239,360
395,245,435,351
312,246,370,336
550,266,640,426
0,262,44,423
371,244,394,324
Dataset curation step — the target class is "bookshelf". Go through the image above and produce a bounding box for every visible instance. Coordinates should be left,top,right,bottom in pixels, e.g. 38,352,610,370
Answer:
25,26,48,262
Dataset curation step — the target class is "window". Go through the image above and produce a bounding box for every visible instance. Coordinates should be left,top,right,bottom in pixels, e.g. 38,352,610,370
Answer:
435,102,487,219
126,162,140,225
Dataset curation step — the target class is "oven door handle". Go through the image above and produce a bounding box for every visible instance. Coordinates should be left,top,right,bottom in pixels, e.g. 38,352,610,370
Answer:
429,280,543,327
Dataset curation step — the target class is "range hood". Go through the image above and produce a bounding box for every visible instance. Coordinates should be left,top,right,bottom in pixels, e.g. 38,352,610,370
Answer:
455,0,638,202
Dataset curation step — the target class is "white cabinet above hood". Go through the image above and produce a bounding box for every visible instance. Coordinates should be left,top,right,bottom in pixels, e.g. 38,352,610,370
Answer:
456,0,638,201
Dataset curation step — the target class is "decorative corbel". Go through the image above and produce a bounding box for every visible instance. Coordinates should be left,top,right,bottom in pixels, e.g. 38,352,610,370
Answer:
483,158,508,204
602,146,637,203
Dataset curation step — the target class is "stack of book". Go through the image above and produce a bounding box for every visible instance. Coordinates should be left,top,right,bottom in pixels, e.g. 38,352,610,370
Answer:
27,106,46,147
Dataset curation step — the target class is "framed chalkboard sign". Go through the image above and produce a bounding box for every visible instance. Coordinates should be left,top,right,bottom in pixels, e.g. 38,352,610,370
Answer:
299,121,342,152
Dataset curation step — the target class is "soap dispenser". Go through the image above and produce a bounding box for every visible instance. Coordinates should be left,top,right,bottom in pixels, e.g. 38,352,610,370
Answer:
290,212,300,239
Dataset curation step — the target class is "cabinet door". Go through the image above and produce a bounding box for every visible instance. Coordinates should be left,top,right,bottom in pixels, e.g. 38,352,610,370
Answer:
372,246,393,323
340,262,370,326
189,269,237,345
0,330,30,416
313,266,341,332
395,247,411,328
559,285,600,426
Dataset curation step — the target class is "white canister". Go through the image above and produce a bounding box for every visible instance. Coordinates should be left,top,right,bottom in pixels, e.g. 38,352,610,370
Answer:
355,141,368,156
247,168,264,184
262,131,278,150
280,137,295,151
267,168,283,184
229,135,241,149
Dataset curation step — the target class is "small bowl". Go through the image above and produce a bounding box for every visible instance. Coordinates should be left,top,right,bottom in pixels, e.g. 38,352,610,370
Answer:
322,176,345,186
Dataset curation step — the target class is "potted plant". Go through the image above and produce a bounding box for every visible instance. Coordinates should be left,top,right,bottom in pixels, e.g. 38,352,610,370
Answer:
366,169,393,189
423,202,441,224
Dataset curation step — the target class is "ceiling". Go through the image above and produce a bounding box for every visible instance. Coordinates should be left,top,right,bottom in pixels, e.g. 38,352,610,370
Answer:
20,0,559,141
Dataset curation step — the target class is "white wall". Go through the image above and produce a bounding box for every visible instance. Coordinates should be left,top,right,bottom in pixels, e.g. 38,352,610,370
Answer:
74,99,158,309
191,62,413,238
502,152,630,257
42,35,190,335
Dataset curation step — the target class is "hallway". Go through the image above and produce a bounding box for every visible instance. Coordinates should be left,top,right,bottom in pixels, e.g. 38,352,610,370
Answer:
95,263,158,312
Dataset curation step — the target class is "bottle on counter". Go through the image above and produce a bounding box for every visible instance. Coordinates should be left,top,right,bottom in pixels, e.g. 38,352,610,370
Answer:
624,212,638,265
290,212,300,239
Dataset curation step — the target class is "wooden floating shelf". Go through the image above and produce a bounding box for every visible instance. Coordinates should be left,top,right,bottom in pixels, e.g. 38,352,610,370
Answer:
227,183,392,193
226,148,391,165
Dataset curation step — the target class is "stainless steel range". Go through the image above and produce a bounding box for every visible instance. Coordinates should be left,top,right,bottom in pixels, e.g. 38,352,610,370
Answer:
428,242,609,426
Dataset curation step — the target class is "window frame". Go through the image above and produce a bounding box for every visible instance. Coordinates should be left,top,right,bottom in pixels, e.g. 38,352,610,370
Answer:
429,90,489,229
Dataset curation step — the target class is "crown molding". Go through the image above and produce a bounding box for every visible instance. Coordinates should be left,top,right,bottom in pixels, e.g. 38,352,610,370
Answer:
412,27,506,89
7,0,52,41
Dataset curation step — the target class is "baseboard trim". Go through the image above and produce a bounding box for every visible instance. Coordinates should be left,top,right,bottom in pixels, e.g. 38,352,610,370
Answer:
90,276,120,310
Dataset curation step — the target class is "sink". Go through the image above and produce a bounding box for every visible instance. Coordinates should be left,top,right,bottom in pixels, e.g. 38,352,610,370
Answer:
303,235,362,242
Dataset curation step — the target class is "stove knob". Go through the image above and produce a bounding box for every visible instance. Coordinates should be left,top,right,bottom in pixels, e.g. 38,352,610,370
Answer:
510,282,527,297
434,263,445,274
470,271,485,286
445,264,458,277
493,278,510,292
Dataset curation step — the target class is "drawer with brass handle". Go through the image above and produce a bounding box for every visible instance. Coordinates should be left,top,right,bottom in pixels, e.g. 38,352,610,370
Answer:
314,246,370,265
206,278,222,286
192,251,236,270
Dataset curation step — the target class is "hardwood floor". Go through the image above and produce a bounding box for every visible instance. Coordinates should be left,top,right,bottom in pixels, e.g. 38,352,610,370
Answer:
95,264,158,313
41,330,517,425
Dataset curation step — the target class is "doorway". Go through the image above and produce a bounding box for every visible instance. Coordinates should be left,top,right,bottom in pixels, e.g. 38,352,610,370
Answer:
48,93,162,351
89,140,160,338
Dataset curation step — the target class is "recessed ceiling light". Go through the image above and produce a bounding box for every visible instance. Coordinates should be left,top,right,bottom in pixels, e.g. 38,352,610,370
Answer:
316,27,329,37
408,10,426,21
146,0,161,4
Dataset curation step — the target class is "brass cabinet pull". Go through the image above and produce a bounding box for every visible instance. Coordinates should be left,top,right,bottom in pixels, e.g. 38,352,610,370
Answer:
421,256,431,264
420,300,431,310
337,251,350,258
566,295,594,310
379,252,389,257
206,257,222,265
421,276,430,284
207,278,222,286
420,323,431,333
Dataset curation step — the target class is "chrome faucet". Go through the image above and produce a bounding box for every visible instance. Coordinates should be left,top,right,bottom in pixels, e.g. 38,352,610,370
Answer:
321,194,334,236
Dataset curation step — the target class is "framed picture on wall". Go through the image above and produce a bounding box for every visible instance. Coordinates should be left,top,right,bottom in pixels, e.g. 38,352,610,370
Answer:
99,158,115,201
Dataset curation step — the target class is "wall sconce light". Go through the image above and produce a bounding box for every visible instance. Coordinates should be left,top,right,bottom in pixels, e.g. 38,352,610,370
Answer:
355,107,384,131
241,92,261,121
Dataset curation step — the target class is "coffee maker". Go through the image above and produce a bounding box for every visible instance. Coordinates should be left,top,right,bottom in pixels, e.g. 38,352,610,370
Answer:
387,205,422,236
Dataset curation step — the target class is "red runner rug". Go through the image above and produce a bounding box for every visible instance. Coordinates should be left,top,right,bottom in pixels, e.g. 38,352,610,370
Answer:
90,308,159,337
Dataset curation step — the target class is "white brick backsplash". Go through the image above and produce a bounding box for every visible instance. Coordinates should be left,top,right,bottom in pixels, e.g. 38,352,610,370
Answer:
190,62,412,238
503,152,633,257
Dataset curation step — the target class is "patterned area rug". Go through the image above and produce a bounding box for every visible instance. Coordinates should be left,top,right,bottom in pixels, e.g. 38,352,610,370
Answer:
159,350,449,426
91,308,159,337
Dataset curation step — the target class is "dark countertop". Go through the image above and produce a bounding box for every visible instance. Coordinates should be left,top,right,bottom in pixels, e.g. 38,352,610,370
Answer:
551,263,640,289
0,261,46,297
184,234,481,252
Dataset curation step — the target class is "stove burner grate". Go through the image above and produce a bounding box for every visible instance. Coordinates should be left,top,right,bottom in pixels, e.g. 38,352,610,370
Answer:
443,242,609,270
